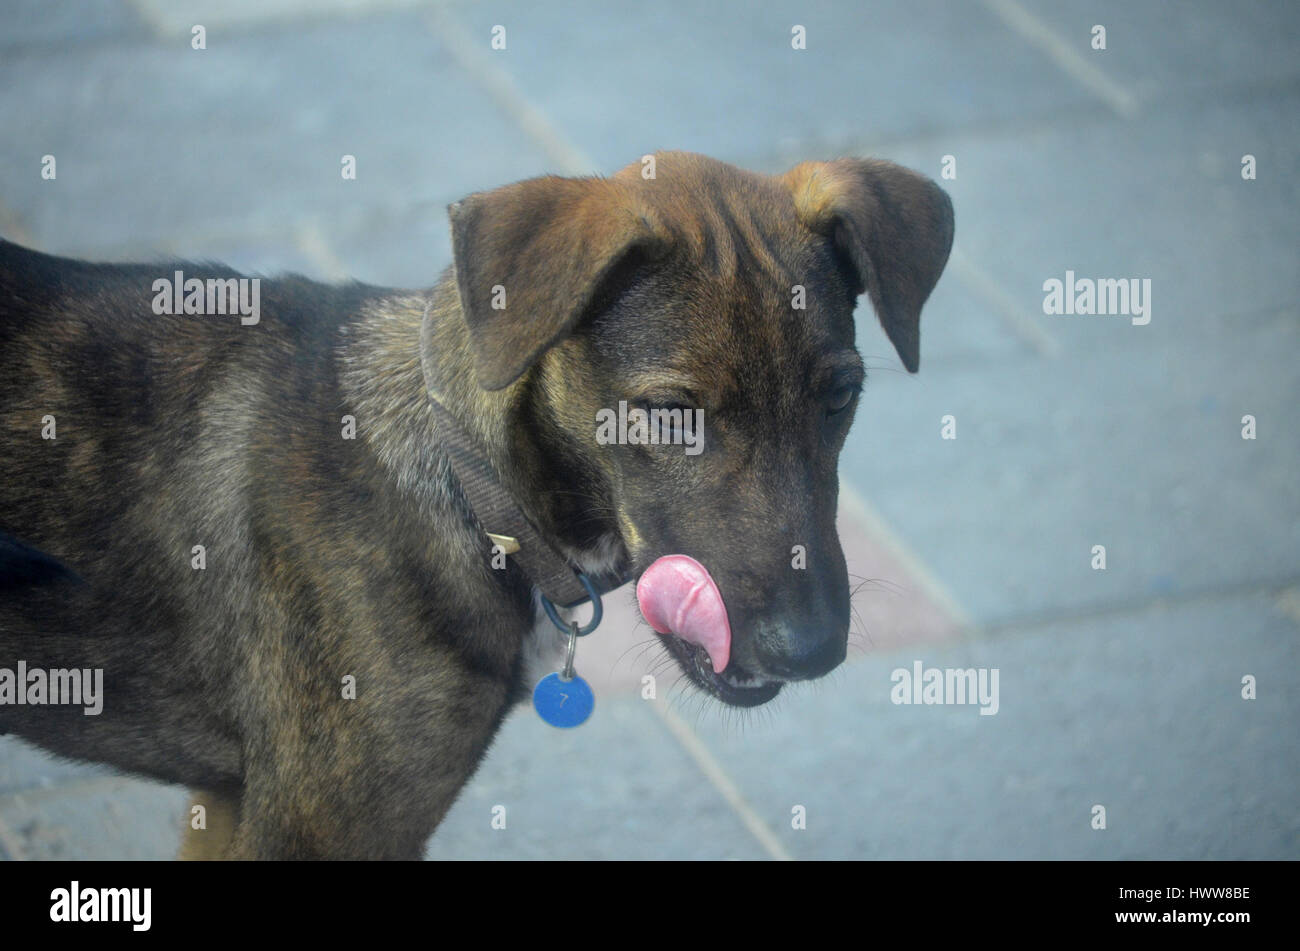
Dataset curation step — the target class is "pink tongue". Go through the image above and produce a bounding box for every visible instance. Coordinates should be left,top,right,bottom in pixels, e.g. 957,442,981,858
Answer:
636,555,731,674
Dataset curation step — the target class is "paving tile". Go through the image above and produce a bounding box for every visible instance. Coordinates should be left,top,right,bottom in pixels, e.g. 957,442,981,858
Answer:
834,95,1300,625
325,201,455,289
0,736,109,796
434,0,1099,172
1,1,145,51
1017,0,1300,103
686,593,1300,858
0,11,552,257
0,777,185,860
428,696,769,859
131,0,428,36
921,93,1300,357
840,300,1300,624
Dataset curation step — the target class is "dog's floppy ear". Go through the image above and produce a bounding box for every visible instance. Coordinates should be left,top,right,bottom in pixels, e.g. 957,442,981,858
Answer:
784,159,954,372
448,176,666,391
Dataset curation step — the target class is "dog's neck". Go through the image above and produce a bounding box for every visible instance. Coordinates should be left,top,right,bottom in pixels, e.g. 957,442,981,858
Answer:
336,275,626,584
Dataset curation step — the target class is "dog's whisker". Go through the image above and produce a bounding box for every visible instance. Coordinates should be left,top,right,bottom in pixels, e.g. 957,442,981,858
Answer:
613,636,660,670
847,574,904,597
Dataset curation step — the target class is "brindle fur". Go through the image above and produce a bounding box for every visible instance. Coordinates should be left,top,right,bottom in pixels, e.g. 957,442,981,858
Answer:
0,152,952,859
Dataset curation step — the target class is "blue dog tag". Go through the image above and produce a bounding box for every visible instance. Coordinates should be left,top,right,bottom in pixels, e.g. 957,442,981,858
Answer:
533,672,594,728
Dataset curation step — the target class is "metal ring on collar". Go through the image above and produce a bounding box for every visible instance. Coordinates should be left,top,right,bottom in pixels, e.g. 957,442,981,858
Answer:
540,573,603,636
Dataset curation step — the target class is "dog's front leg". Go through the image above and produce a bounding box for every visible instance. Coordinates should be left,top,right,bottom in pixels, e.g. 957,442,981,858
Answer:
178,788,242,860
223,763,464,860
220,705,504,861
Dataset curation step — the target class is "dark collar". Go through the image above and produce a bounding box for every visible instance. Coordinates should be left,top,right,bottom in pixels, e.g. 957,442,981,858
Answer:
423,392,596,608
420,306,622,611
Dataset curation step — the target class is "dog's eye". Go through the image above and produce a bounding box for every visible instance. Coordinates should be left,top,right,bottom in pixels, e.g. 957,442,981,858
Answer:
647,403,690,442
826,385,858,415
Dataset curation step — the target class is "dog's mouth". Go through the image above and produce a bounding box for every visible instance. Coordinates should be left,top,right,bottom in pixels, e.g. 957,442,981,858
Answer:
657,632,783,707
636,553,783,707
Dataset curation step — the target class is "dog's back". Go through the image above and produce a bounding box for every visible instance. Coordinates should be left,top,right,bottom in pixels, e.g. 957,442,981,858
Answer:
0,240,371,787
0,239,528,857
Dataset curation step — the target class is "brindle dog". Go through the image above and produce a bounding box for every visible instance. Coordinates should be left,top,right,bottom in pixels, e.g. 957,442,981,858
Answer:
0,152,953,858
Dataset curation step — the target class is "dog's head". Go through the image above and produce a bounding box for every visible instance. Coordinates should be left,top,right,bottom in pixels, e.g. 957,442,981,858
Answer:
446,152,953,706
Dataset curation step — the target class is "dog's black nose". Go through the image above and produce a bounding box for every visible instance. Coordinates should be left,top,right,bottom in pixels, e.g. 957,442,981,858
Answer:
753,619,847,681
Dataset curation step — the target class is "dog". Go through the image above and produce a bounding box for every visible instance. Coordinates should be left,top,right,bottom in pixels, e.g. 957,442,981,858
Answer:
0,151,953,859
